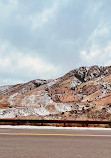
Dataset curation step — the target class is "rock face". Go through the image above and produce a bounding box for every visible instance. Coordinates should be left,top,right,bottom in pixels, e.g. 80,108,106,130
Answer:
0,65,111,120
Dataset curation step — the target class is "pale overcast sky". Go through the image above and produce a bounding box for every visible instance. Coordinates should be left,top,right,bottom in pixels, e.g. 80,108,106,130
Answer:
0,0,111,85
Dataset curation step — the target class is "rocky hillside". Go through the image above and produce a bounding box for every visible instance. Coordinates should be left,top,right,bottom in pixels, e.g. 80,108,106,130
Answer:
0,65,111,120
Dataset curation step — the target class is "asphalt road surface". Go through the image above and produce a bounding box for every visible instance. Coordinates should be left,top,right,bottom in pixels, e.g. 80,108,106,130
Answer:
0,127,111,158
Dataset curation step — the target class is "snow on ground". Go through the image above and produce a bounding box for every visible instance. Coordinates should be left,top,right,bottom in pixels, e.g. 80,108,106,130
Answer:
8,93,18,106
47,79,57,87
0,125,111,130
0,107,50,118
0,103,76,118
0,84,77,118
22,90,54,107
71,77,82,88
0,86,10,91
0,85,12,95
54,103,74,112
107,108,111,114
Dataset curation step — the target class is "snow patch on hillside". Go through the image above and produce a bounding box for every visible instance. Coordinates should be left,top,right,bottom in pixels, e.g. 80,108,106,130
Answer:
8,93,18,107
0,85,12,95
0,107,50,118
54,103,73,112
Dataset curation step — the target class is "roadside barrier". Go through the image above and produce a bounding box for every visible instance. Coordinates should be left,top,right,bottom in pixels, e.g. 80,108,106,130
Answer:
0,119,111,127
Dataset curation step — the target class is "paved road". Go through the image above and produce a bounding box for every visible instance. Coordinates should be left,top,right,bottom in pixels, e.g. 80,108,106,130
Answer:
0,127,111,158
